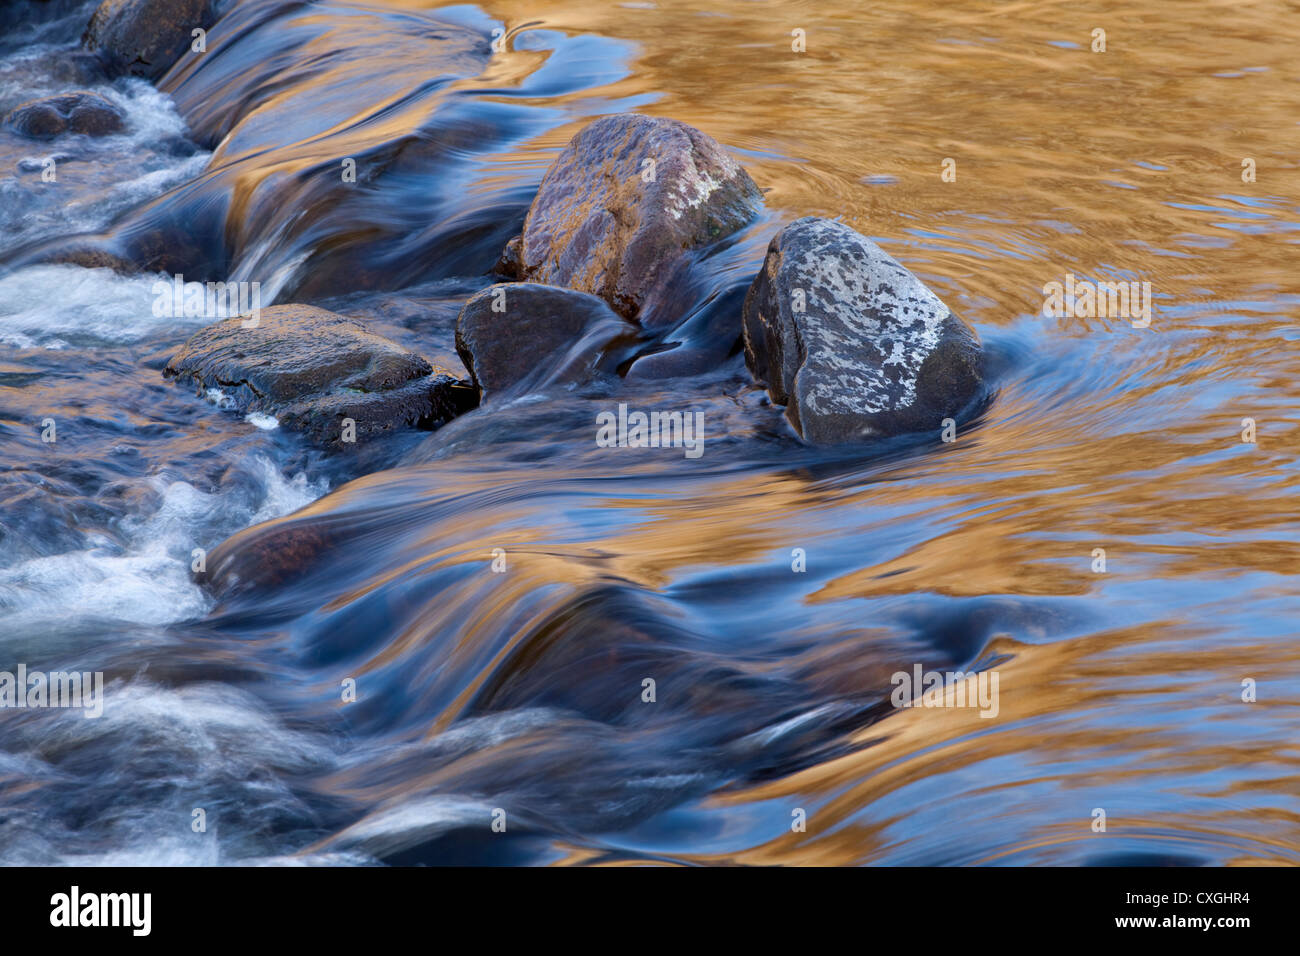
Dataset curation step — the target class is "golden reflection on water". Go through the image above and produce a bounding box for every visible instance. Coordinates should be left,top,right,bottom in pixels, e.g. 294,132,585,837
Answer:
464,0,1300,314
355,0,1300,863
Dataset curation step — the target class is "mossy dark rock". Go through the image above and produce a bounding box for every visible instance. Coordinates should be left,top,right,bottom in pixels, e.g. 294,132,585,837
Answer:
164,304,476,446
3,91,125,139
743,217,985,444
511,114,762,326
455,283,637,398
82,0,217,80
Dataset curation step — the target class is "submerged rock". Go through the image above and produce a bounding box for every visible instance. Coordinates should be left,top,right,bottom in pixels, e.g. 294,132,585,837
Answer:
455,283,637,397
511,113,762,325
82,0,217,80
164,304,476,445
3,91,125,139
742,217,984,444
196,520,338,596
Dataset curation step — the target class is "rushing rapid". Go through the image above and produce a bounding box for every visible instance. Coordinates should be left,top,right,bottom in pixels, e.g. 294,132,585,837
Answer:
1,0,1298,866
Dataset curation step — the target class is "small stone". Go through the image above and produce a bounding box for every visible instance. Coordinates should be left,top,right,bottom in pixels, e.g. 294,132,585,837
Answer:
495,235,522,278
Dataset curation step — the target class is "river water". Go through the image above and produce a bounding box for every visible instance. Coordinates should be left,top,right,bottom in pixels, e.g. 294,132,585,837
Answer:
1,0,1297,865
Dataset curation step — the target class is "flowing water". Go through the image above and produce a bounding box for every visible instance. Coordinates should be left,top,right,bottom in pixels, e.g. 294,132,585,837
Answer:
1,0,1298,865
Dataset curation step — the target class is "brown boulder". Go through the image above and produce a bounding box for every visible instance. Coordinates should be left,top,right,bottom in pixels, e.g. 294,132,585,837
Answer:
511,114,762,326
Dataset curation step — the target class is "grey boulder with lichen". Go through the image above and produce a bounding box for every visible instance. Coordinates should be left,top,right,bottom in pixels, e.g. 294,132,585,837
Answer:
743,217,985,444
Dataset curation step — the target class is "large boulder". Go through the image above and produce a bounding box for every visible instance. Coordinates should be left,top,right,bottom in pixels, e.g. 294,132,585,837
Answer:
509,114,762,325
164,305,476,445
742,217,984,444
3,91,125,139
455,283,637,397
82,0,218,80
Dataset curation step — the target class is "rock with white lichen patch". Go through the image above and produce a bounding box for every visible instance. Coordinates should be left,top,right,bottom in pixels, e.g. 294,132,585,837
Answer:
743,217,985,444
507,113,763,326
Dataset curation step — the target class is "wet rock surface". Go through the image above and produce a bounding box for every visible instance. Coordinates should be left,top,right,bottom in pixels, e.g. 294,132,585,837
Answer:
743,217,985,444
455,283,638,397
494,235,522,279
3,91,125,138
512,113,763,325
164,304,476,445
196,520,339,597
82,0,218,80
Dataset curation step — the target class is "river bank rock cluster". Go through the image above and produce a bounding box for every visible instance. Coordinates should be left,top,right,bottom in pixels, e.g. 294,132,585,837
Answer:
474,111,986,443
66,0,987,448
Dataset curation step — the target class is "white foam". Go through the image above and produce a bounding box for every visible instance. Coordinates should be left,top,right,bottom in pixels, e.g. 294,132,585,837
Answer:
57,839,223,868
0,78,210,246
206,388,237,410
101,78,193,145
427,708,559,749
327,795,497,857
0,456,326,630
19,680,338,866
0,265,210,347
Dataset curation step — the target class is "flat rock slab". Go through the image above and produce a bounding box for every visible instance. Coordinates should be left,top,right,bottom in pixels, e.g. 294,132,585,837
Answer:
164,304,475,445
512,113,762,325
3,91,125,139
455,283,637,397
83,0,217,80
743,217,985,444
